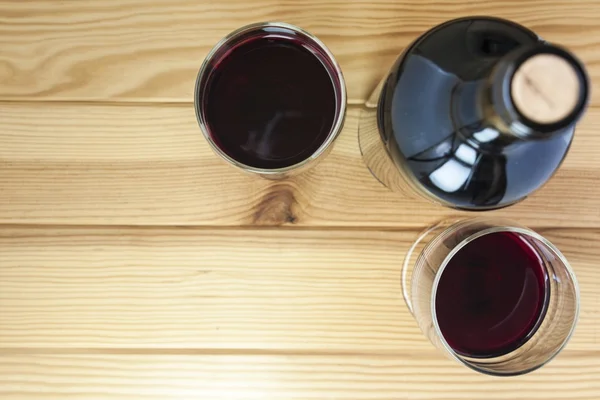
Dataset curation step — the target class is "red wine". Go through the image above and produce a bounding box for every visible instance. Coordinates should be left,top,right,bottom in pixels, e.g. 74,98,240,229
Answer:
201,29,339,169
378,17,588,209
435,231,548,358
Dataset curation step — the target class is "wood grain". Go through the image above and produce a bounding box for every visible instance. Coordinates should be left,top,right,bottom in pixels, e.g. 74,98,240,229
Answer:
1,352,600,400
0,0,598,104
1,1,600,398
1,103,599,227
0,226,598,352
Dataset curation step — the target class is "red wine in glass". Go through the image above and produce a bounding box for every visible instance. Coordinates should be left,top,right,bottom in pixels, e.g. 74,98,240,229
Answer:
196,23,345,171
435,231,549,358
406,218,578,375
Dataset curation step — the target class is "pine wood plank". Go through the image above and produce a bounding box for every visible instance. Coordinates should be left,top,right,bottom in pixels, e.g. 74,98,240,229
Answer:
0,226,598,351
0,352,599,399
1,1,599,399
0,104,599,227
0,0,598,104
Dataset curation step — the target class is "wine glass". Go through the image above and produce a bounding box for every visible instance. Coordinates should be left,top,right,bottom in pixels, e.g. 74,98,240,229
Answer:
402,218,579,376
195,22,347,178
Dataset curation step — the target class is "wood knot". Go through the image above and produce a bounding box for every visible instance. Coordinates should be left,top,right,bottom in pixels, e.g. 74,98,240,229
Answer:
253,184,298,225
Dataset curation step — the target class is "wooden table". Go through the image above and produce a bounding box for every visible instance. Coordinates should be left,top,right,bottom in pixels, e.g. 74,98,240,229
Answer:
0,1,599,399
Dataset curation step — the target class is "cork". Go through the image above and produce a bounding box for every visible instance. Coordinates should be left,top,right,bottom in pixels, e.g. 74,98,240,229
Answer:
511,53,580,125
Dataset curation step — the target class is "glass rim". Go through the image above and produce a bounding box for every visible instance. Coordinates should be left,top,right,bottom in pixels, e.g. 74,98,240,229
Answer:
193,21,347,175
429,225,580,376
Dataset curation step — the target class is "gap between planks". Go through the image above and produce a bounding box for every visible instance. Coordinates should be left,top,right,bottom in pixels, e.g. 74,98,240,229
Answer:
0,347,467,358
0,98,367,107
0,223,597,233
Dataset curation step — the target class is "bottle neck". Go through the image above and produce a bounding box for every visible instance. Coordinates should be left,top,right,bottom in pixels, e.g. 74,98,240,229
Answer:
452,43,588,146
451,78,513,148
482,56,553,140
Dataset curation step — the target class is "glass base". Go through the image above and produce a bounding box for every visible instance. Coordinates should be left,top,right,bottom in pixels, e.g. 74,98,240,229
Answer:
401,219,462,315
358,78,423,199
358,77,392,188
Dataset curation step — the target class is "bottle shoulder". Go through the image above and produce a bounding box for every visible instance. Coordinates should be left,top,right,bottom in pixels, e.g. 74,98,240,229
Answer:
392,17,540,83
379,17,576,209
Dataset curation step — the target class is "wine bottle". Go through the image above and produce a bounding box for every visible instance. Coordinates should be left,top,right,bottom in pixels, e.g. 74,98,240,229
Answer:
359,16,589,210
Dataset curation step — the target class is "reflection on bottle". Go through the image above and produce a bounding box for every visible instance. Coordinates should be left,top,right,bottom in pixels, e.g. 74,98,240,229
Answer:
406,123,508,207
429,159,473,193
429,143,478,193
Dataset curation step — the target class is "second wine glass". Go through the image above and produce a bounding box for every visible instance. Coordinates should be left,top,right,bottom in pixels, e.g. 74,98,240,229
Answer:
402,218,579,376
